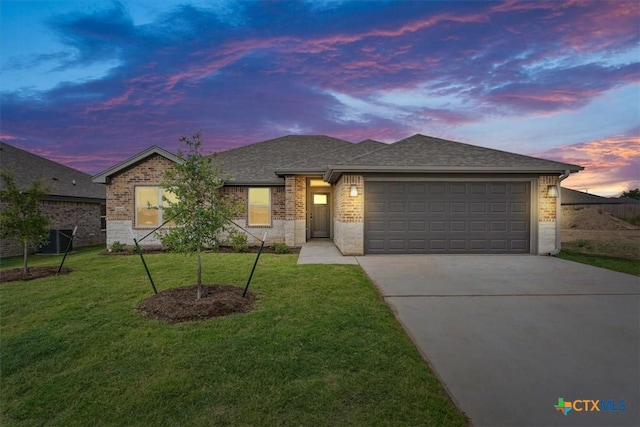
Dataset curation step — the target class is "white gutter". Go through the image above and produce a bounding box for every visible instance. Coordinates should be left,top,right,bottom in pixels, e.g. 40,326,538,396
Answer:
550,170,571,256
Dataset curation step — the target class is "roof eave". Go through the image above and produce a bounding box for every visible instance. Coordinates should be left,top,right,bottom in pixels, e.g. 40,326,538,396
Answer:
324,165,584,183
273,168,325,176
92,146,181,184
223,179,285,186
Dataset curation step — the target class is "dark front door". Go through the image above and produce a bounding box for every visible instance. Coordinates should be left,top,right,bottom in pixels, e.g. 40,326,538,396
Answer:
310,191,330,238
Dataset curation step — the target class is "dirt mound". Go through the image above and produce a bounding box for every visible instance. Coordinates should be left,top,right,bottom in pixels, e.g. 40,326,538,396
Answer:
562,206,639,230
1,267,72,282
137,284,255,323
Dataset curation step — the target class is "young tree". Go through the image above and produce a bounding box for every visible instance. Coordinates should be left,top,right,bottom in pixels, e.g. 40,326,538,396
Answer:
0,170,51,274
160,133,239,299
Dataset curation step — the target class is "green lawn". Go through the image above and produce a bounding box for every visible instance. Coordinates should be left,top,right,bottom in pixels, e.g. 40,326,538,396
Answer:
1,248,467,426
558,249,640,276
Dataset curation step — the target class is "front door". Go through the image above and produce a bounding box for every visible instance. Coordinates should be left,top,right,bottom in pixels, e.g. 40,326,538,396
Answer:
310,191,330,238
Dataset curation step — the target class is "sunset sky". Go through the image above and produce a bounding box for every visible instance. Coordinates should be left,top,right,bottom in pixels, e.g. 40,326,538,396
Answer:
1,0,638,197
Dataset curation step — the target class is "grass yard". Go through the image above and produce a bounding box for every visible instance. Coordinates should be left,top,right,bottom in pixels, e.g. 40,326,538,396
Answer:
1,248,467,426
558,249,640,276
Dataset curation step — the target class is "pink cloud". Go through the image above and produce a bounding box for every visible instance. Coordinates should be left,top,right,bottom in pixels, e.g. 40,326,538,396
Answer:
0,134,26,141
535,135,640,197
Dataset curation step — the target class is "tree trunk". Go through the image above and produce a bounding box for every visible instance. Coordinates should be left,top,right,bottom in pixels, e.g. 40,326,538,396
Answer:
196,245,202,299
22,239,29,275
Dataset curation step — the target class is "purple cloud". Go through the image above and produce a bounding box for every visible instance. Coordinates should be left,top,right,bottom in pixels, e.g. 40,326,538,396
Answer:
0,0,638,180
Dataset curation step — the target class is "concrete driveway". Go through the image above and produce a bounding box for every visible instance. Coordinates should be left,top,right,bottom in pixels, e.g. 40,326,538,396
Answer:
356,255,640,427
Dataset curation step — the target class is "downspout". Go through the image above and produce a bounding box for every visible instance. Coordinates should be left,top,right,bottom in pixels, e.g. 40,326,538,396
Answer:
549,170,571,256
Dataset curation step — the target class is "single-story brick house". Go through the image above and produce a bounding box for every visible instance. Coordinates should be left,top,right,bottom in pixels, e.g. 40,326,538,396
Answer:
92,134,582,255
1,141,106,257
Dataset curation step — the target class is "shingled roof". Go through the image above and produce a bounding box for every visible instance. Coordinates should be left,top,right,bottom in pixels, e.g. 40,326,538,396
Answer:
1,142,105,201
324,134,583,182
274,139,387,173
92,133,585,186
219,135,354,184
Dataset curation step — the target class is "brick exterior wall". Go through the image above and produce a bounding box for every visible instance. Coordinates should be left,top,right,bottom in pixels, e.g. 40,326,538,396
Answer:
221,186,286,221
334,175,364,255
538,175,558,222
537,176,560,254
284,176,307,246
334,175,363,222
104,154,294,248
106,154,175,222
1,199,105,257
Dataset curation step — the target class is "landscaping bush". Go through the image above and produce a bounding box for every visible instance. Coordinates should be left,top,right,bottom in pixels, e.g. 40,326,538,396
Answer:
109,241,127,253
273,242,289,254
229,232,249,253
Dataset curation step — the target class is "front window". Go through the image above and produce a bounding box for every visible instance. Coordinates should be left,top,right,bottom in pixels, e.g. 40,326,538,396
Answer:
135,186,176,227
248,187,271,226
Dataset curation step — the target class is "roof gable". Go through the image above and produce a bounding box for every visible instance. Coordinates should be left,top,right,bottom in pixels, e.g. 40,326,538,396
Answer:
92,146,180,184
1,141,105,200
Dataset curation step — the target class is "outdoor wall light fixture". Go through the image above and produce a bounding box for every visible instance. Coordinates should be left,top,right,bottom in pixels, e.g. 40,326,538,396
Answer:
350,185,358,197
547,185,559,198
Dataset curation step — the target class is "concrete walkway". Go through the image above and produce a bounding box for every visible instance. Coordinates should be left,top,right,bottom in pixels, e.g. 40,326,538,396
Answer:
357,255,640,427
297,239,358,264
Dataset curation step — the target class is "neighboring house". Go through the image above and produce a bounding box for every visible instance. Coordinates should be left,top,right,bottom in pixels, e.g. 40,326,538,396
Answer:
562,187,640,220
0,142,106,257
92,134,583,255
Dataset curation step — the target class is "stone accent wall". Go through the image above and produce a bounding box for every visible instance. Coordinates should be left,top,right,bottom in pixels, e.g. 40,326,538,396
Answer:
334,175,364,255
1,200,105,257
538,222,556,254
227,219,286,245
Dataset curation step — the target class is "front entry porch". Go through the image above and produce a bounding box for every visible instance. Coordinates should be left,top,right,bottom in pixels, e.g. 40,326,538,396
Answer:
297,240,358,265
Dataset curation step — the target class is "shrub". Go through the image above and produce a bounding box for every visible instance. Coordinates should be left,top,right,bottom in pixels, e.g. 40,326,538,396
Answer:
110,241,126,253
230,232,249,253
273,242,289,254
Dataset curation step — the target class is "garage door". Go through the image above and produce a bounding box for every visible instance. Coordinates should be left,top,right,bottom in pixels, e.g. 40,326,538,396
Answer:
365,181,530,254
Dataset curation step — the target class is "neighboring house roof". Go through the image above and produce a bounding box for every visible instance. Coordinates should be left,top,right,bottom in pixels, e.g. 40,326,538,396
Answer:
324,134,583,182
219,135,355,184
92,145,180,184
562,187,640,205
0,141,105,201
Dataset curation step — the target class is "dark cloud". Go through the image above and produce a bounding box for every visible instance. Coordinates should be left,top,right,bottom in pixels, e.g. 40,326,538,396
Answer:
47,1,136,67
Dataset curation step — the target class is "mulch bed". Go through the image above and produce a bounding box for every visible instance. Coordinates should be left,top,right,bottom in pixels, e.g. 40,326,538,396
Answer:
137,284,256,323
0,267,72,283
